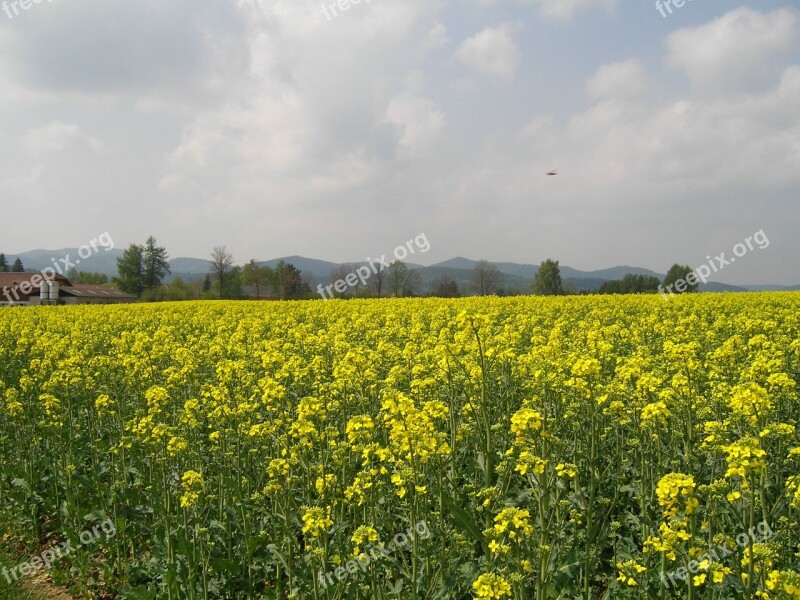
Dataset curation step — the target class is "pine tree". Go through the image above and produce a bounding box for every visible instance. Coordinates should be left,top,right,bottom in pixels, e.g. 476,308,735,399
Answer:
142,236,171,291
115,244,145,296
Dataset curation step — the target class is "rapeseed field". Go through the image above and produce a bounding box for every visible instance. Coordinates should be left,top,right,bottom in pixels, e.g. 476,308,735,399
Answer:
1,294,799,599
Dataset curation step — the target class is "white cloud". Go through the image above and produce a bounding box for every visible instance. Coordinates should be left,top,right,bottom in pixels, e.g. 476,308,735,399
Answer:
23,121,103,158
565,60,800,190
666,7,799,95
586,59,652,101
385,92,446,155
424,22,449,50
456,25,521,80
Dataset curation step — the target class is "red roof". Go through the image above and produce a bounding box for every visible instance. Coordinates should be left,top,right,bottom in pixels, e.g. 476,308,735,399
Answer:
0,273,134,302
0,272,72,287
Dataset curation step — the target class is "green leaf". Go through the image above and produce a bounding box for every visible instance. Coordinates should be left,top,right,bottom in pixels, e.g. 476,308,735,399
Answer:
442,493,483,544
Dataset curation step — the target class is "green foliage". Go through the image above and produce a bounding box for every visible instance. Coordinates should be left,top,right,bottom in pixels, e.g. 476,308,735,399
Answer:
222,266,245,299
71,271,109,285
387,261,420,297
114,237,171,297
10,258,23,273
0,254,7,273
663,263,698,294
274,260,310,300
532,259,563,296
243,260,275,299
431,276,460,298
114,244,145,296
142,237,171,291
0,540,49,599
599,273,661,294
141,277,199,302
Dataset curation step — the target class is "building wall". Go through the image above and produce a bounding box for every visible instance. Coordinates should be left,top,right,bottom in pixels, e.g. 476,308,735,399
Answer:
60,297,135,305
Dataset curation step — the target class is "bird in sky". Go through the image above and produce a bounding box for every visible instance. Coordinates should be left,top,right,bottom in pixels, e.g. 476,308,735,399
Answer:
546,170,558,176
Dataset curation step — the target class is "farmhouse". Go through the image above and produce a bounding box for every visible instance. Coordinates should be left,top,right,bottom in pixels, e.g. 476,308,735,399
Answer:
0,273,135,306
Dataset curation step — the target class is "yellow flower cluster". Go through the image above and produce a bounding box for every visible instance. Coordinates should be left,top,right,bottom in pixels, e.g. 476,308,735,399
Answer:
351,525,379,556
472,572,512,598
727,383,772,425
641,400,670,426
180,470,204,509
617,559,646,586
724,436,767,478
767,570,800,598
788,476,800,509
301,506,333,538
509,407,543,439
656,473,698,518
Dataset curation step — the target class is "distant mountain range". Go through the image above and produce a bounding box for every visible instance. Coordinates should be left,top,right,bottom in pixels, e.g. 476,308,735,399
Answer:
4,248,799,294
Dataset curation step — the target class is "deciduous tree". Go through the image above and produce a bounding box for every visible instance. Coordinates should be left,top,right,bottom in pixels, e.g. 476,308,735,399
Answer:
532,259,564,296
662,264,698,294
469,260,502,296
243,260,274,299
275,260,310,299
210,247,235,298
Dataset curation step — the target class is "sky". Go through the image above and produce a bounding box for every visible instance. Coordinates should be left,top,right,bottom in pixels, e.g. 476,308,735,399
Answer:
0,0,798,285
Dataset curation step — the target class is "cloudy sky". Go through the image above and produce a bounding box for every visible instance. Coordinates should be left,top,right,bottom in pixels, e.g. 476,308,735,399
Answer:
1,0,798,284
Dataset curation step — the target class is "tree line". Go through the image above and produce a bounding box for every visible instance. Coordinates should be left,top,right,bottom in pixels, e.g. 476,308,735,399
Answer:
0,254,24,273
113,241,313,301
461,259,700,297
2,240,702,301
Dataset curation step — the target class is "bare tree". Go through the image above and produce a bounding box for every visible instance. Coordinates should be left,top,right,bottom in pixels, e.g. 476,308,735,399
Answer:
302,271,318,296
469,260,502,296
372,266,386,298
329,264,357,298
210,246,234,297
405,269,422,297
388,261,409,297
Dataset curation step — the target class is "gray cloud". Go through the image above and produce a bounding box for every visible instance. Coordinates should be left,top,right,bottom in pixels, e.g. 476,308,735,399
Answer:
0,0,247,101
